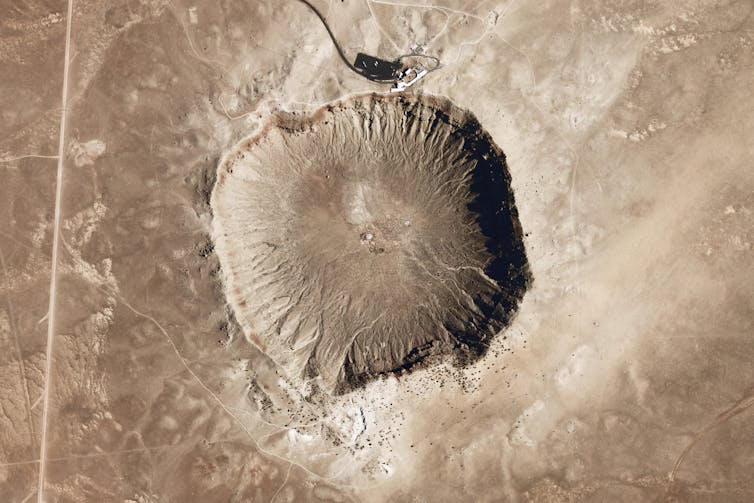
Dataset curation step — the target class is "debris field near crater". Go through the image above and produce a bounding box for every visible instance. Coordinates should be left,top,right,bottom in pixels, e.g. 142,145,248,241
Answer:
211,93,531,394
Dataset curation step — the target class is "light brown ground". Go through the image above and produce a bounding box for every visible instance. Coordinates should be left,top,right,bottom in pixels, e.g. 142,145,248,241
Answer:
0,0,753,501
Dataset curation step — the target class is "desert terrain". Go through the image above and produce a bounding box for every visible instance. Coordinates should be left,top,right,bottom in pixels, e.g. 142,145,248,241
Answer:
1,0,753,501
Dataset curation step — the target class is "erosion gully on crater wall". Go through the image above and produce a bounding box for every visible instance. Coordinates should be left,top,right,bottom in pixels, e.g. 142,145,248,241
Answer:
211,93,531,395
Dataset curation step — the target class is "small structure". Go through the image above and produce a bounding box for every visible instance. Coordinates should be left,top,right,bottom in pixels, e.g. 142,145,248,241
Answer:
390,66,429,93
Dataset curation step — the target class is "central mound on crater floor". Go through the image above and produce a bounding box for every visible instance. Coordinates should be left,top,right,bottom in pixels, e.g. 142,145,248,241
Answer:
212,93,531,394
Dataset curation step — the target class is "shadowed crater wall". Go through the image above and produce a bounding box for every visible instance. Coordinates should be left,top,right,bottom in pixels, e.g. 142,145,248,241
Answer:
211,93,531,394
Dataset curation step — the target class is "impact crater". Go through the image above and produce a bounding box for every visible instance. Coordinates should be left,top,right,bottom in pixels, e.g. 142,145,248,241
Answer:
212,93,531,394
